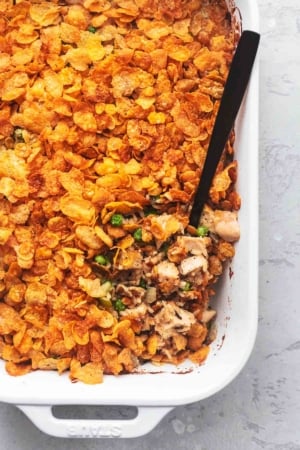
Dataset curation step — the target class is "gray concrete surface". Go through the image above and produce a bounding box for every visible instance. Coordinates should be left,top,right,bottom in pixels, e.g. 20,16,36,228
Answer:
0,0,299,448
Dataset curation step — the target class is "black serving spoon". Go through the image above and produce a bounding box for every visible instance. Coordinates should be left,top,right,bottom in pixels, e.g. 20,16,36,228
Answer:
189,30,260,228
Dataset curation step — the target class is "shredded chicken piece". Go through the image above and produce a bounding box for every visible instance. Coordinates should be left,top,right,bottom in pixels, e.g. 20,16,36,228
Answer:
116,284,146,304
176,236,210,256
152,260,180,294
154,302,196,340
168,235,210,265
214,211,240,242
121,303,148,320
180,255,208,275
202,309,217,323
201,207,240,242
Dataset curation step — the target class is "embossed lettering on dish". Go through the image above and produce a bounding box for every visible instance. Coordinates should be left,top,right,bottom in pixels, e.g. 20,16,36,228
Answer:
67,425,122,438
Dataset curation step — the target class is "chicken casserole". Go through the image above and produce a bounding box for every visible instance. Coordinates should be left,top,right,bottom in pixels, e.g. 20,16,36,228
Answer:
0,0,240,384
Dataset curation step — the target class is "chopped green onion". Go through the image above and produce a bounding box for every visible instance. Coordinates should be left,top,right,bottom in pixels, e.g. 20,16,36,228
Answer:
150,195,161,202
144,206,158,216
87,25,97,33
110,214,124,226
133,228,142,241
161,241,170,254
113,298,126,312
139,278,147,289
13,127,24,143
98,297,112,309
94,254,109,265
196,226,209,237
181,281,192,291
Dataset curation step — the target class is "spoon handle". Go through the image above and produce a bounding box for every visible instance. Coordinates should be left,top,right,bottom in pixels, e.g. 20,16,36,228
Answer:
189,30,260,228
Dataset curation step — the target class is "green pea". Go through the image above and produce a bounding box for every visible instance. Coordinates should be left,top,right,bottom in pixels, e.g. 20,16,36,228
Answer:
87,25,97,33
181,281,192,291
196,226,209,237
94,255,109,265
113,299,126,312
133,228,142,241
110,214,124,226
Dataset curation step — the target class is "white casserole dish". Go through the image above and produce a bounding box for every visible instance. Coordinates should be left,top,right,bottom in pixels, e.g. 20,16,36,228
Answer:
0,0,259,438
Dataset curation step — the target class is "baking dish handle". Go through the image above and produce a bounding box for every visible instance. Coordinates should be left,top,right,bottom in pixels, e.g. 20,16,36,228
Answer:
17,404,174,438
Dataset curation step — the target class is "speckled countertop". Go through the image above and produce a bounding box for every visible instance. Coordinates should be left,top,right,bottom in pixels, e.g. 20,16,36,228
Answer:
0,1,299,449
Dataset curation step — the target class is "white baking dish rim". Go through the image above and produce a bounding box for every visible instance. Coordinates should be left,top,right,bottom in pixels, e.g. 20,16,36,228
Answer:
0,0,259,438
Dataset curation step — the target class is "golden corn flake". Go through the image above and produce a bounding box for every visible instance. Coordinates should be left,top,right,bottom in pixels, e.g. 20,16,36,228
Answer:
137,19,172,39
0,303,23,335
168,46,191,62
210,161,237,200
14,24,39,45
29,4,60,27
70,359,103,384
59,195,96,224
0,0,239,384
